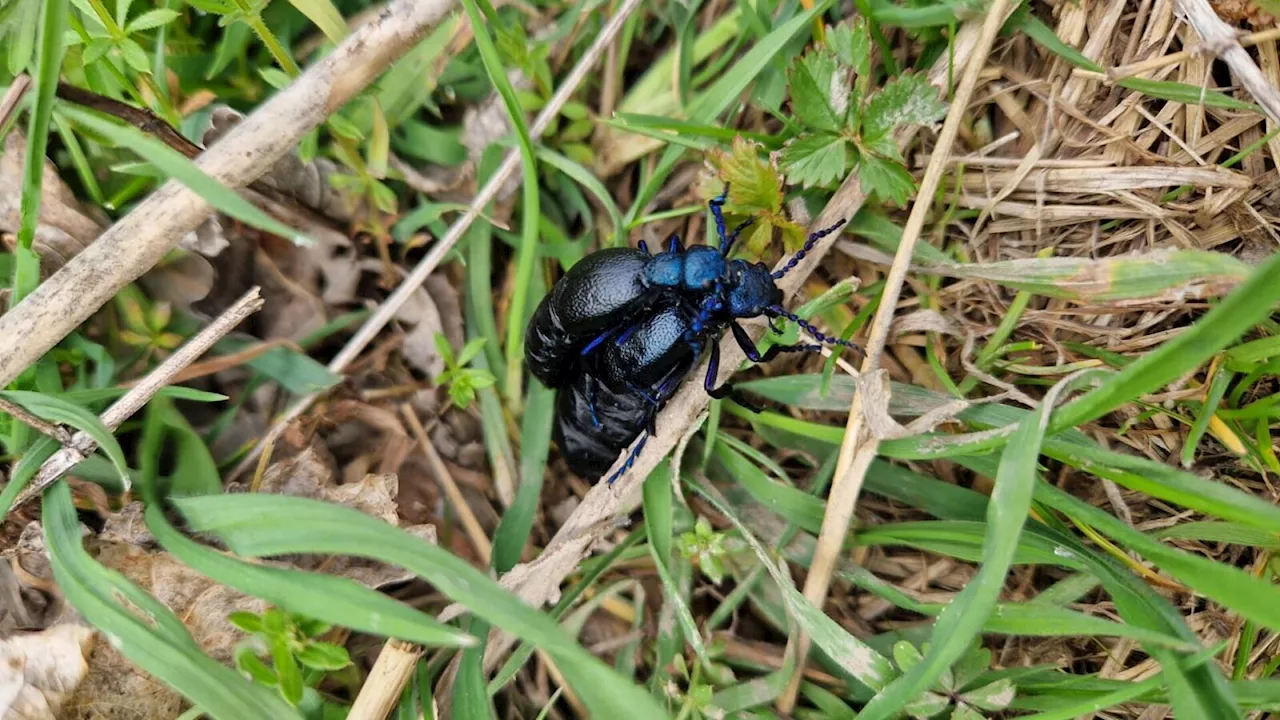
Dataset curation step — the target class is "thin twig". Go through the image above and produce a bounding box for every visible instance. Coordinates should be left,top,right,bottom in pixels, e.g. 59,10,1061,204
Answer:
400,404,492,565
1075,25,1280,82
7,288,264,510
0,75,32,131
778,0,1016,710
230,0,649,483
0,0,454,390
1175,0,1280,125
56,82,201,158
0,397,72,444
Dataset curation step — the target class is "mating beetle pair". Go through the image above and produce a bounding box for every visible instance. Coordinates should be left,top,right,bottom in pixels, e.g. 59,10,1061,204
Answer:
525,187,859,484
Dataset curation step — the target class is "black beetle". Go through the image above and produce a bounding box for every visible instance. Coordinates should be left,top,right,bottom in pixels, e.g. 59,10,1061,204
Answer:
525,187,766,388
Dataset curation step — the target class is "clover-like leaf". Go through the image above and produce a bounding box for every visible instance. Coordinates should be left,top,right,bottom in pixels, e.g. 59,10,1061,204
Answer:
903,690,950,720
787,50,848,133
892,640,924,673
296,642,351,672
861,71,947,145
779,132,848,189
959,677,1016,712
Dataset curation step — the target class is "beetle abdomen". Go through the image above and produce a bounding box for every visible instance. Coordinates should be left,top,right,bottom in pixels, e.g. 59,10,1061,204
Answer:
526,248,656,387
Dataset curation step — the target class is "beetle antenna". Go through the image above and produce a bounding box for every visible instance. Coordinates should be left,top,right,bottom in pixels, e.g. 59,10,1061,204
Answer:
772,218,847,279
722,218,753,254
767,306,862,354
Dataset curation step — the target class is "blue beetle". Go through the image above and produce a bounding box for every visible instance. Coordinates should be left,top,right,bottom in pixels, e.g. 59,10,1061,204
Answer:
532,189,860,484
524,187,760,387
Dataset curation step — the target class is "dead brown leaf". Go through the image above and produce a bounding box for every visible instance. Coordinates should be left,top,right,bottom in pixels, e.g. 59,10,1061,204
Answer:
0,624,97,720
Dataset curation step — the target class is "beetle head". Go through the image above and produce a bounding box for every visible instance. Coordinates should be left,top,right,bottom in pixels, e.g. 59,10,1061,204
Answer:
724,260,782,318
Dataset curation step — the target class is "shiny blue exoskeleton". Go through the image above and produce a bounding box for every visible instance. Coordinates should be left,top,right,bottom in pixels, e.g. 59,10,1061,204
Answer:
535,187,862,485
526,186,769,389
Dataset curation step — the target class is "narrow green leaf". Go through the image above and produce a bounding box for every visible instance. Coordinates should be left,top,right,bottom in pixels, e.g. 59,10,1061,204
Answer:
2,390,130,486
56,104,312,246
174,494,669,719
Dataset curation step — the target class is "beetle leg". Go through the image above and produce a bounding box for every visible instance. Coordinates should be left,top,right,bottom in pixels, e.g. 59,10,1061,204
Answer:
704,342,764,413
730,321,820,364
605,431,649,486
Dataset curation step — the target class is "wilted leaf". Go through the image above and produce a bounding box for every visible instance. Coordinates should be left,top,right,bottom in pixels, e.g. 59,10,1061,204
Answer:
861,72,947,145
706,137,783,214
0,624,96,720
780,133,848,189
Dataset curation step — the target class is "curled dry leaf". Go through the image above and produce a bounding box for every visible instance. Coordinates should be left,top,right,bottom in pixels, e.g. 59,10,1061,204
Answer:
0,133,107,271
0,624,97,720
460,68,534,203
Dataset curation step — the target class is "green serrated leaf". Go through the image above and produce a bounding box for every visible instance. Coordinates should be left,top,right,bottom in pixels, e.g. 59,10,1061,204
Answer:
861,71,947,145
788,50,846,133
117,37,150,73
780,133,848,189
125,8,179,32
858,152,916,205
828,17,871,85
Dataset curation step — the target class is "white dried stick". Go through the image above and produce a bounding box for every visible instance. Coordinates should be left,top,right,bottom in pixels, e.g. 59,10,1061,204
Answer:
7,288,264,509
0,0,454,388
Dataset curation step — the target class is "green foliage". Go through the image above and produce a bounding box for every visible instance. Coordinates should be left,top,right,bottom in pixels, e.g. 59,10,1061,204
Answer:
890,641,1016,720
779,18,946,203
229,608,352,708
677,516,728,584
434,333,497,410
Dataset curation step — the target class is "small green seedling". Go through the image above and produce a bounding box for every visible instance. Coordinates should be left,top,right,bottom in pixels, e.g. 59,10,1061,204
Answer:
228,608,352,709
434,333,496,410
892,640,1016,719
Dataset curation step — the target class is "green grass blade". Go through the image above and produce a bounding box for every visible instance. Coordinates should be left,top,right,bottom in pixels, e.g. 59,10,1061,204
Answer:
2,390,130,485
458,0,541,404
855,373,1088,720
491,380,555,573
55,104,311,246
688,481,897,691
174,494,669,719
43,483,299,720
143,498,476,648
